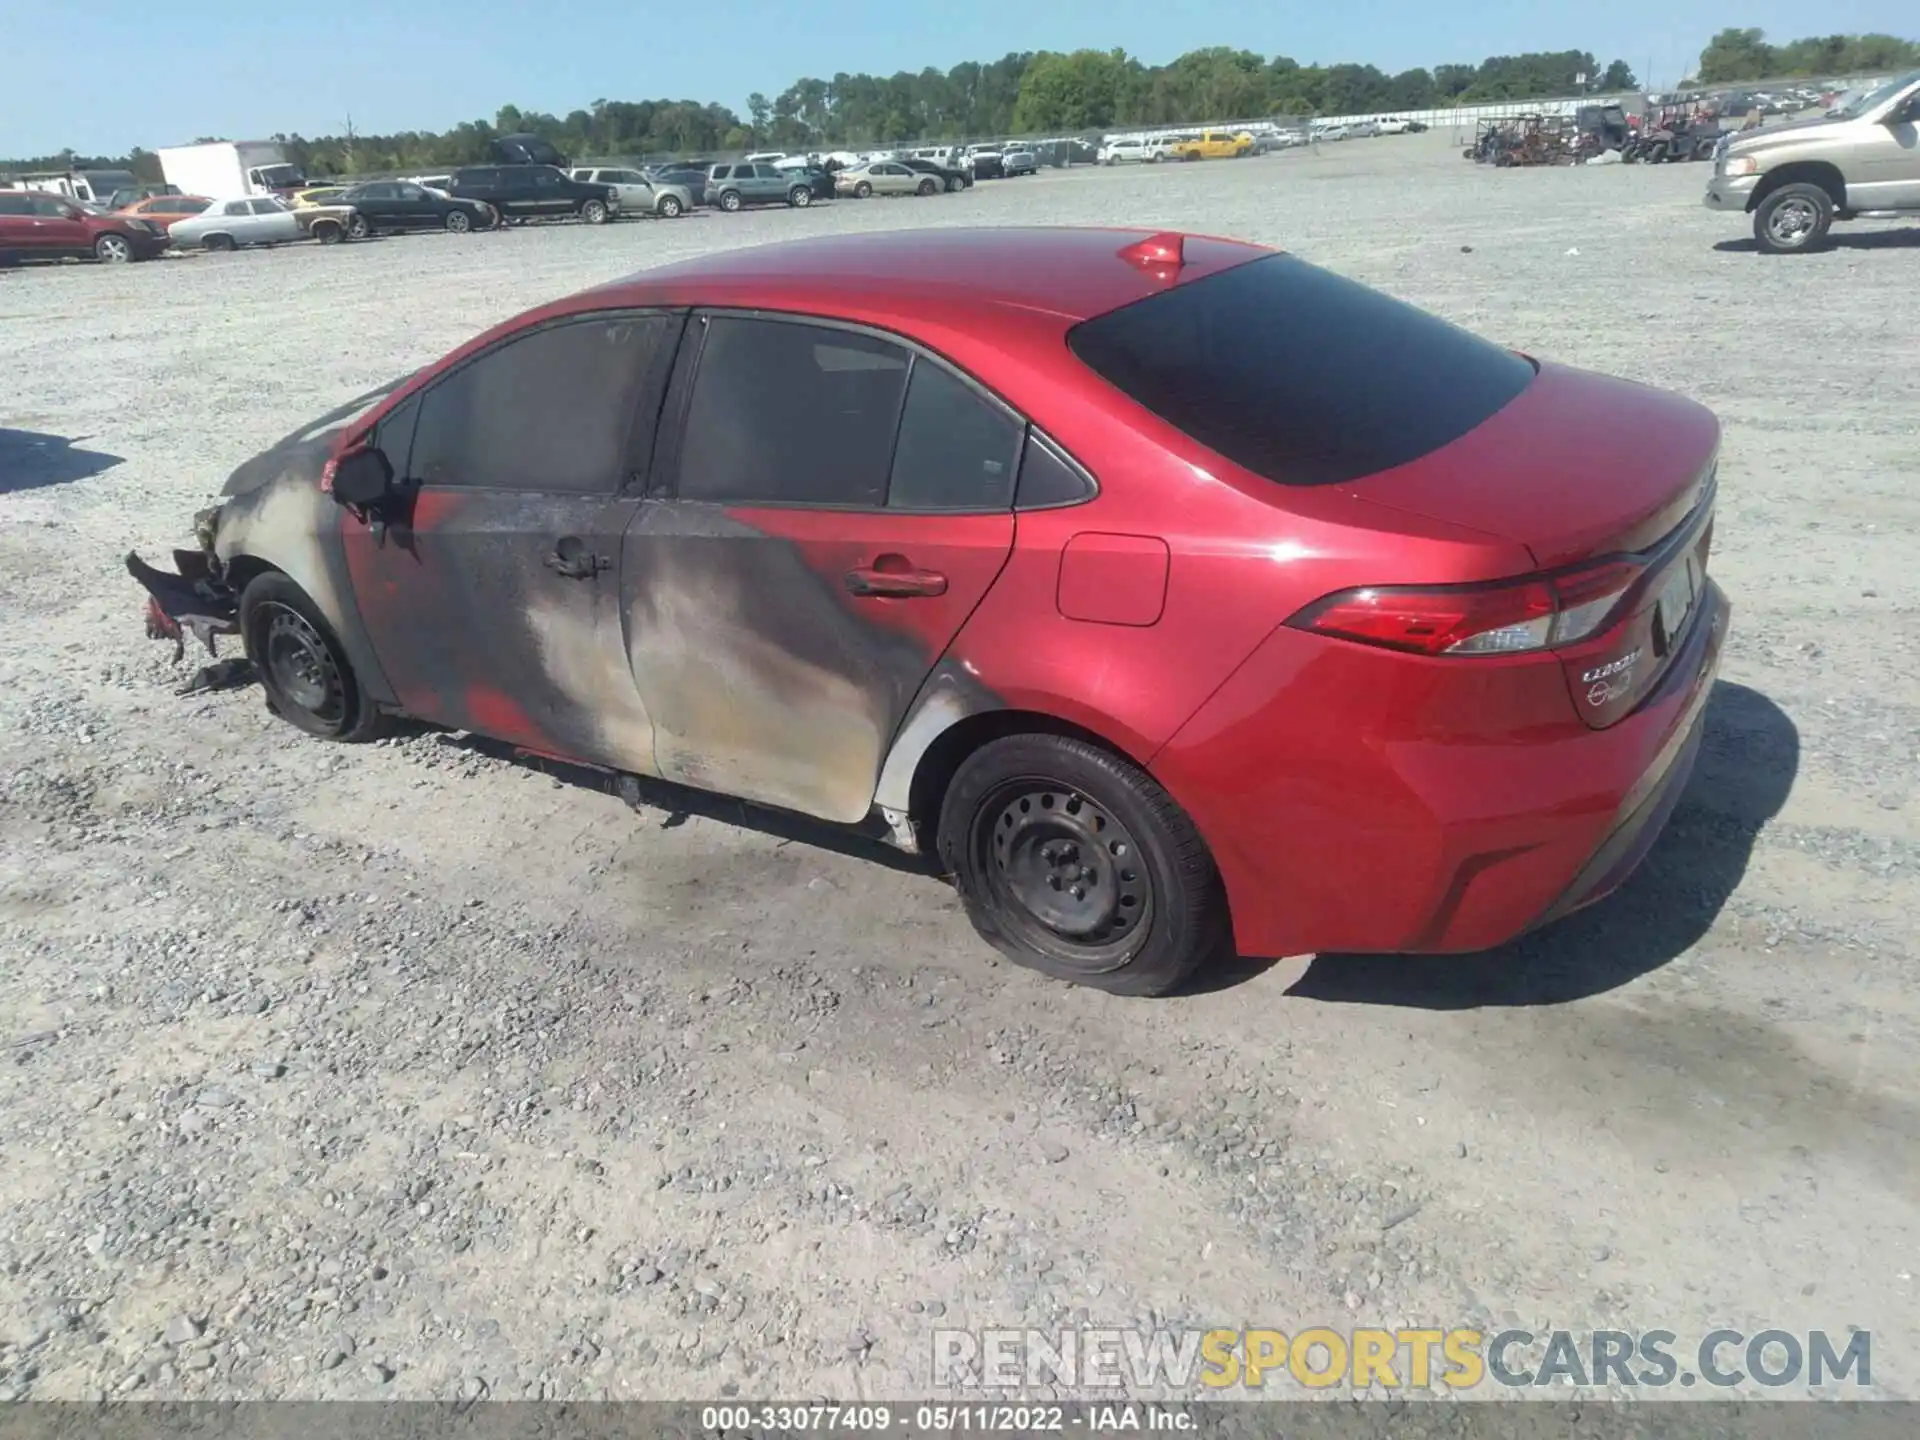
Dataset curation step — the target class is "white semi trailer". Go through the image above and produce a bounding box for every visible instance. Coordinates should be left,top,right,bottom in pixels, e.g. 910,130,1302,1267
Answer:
157,141,306,198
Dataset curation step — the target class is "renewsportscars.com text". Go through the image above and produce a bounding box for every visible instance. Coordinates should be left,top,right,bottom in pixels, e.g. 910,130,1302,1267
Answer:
932,1327,1873,1391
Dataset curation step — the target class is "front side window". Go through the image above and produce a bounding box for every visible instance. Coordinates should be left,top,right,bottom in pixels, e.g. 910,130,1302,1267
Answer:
30,196,73,217
677,317,909,507
408,313,680,493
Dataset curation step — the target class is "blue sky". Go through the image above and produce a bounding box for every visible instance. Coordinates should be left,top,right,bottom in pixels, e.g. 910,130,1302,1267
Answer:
4,0,1909,156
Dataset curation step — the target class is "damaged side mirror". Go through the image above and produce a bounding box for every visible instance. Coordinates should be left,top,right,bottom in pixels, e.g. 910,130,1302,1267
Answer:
329,446,394,511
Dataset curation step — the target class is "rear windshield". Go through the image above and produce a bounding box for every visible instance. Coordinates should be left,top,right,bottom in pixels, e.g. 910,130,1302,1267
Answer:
1067,253,1535,486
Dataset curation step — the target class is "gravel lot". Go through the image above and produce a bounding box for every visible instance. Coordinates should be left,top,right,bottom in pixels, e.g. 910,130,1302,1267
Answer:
2,132,1917,1404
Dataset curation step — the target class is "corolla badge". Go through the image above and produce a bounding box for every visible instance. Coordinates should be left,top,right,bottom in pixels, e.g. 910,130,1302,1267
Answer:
1582,648,1642,706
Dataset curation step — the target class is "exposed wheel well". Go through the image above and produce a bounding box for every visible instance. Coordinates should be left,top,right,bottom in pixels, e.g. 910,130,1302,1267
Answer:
221,554,281,595
906,709,1146,854
1750,162,1846,213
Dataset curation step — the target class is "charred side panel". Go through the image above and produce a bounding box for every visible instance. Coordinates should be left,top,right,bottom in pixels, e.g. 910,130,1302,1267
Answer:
209,448,396,708
621,502,1012,824
342,489,656,771
871,657,1007,820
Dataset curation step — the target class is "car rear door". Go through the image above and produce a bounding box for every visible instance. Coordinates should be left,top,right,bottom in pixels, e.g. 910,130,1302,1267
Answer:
340,309,683,768
620,311,1020,823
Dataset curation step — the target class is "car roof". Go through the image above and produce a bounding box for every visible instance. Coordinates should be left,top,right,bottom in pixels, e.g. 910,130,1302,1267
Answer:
594,226,1270,324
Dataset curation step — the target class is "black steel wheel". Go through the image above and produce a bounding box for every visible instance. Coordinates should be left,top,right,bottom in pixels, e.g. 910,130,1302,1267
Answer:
239,572,384,742
937,733,1228,995
977,782,1153,963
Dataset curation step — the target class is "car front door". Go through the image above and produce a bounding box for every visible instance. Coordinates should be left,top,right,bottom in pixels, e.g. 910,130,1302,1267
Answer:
30,195,94,256
620,311,1021,823
247,197,301,242
1852,83,1920,209
390,183,440,228
0,194,45,258
530,168,568,215
339,310,683,768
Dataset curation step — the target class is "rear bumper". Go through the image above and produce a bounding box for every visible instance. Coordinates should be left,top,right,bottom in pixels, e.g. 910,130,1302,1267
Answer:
1153,580,1730,958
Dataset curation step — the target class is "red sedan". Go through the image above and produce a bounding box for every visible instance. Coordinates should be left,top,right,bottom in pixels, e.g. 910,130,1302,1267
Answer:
130,227,1728,995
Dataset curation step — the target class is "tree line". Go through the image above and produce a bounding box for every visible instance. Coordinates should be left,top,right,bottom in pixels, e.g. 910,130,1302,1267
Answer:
1693,28,1918,83
7,30,1913,182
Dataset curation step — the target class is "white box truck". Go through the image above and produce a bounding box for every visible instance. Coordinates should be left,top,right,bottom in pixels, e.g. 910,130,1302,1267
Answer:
157,141,307,198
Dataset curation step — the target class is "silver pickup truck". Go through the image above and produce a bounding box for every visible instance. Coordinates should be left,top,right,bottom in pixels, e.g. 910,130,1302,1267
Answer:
1704,69,1920,253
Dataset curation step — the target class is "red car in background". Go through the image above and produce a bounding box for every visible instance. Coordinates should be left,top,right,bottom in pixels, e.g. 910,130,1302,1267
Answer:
0,189,172,264
130,226,1728,996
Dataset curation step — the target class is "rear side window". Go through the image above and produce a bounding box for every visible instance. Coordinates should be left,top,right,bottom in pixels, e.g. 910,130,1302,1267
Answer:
710,165,732,180
408,313,679,493
0,195,29,215
888,359,1021,511
677,316,908,507
1068,254,1533,487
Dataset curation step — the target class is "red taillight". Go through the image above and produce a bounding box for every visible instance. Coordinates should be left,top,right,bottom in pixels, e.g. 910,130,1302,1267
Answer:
1290,559,1644,657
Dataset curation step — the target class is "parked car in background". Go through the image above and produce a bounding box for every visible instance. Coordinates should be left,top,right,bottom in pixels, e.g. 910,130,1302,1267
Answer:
900,157,971,191
1098,136,1156,164
333,181,496,235
570,167,693,217
1375,117,1411,134
1001,148,1039,176
116,194,212,225
0,190,171,263
1167,129,1255,161
441,166,617,224
705,162,823,210
835,161,940,198
1704,67,1920,252
964,144,1006,179
291,186,348,208
1314,123,1351,141
648,161,716,191
1348,120,1381,139
169,195,318,250
107,183,182,210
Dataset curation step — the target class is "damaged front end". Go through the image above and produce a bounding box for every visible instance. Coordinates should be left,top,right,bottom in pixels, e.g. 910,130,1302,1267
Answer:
125,503,236,662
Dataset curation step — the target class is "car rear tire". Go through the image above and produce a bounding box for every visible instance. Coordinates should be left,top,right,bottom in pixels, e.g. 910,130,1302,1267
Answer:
936,734,1228,996
788,186,812,207
346,213,370,240
657,194,683,217
1754,182,1834,254
239,573,384,743
719,190,743,212
579,199,610,224
916,178,938,196
853,181,873,199
444,209,471,233
93,234,133,263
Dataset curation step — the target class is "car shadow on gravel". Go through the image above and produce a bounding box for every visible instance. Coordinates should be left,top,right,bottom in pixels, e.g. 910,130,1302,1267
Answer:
1284,681,1799,1009
1714,229,1920,253
0,428,123,493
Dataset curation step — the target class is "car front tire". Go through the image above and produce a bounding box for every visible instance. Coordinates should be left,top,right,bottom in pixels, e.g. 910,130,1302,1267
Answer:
788,186,812,207
444,209,471,233
658,195,683,217
937,734,1228,996
1754,182,1834,254
93,234,133,263
240,573,384,743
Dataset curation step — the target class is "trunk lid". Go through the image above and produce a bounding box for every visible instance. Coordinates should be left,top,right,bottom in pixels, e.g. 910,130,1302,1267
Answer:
1335,360,1719,571
1338,359,1721,726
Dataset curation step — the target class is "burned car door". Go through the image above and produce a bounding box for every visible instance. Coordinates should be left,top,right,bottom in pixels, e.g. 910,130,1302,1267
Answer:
622,311,1020,823
340,311,683,769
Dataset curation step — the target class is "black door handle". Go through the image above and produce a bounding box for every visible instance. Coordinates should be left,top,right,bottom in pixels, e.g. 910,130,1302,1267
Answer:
544,537,609,580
